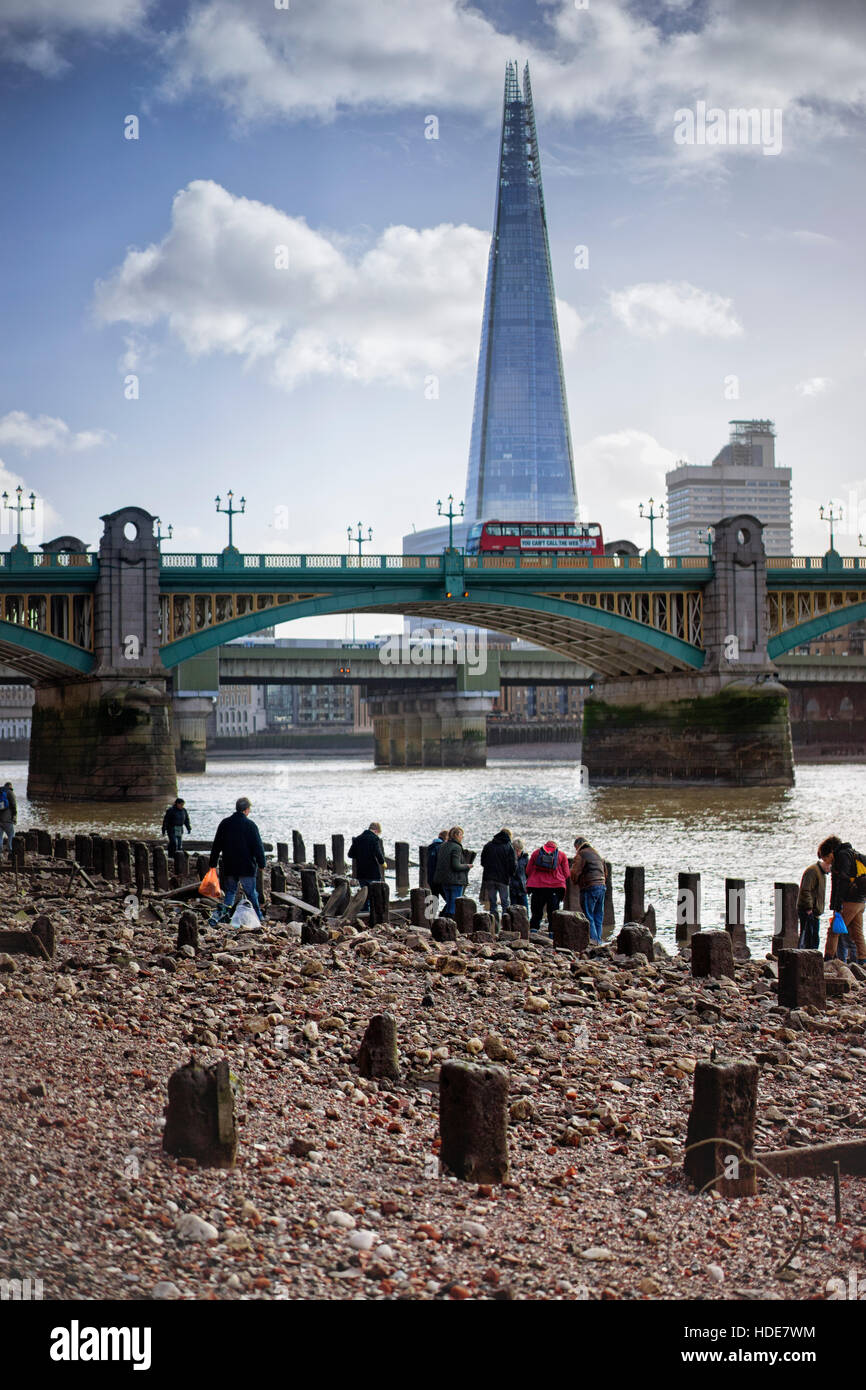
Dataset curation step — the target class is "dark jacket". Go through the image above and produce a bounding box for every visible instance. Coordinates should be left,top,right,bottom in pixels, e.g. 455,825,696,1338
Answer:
571,841,605,889
829,843,866,910
798,863,826,915
480,831,517,885
433,838,470,889
162,804,191,835
209,811,266,878
427,836,446,888
0,784,16,824
349,828,385,881
510,852,528,898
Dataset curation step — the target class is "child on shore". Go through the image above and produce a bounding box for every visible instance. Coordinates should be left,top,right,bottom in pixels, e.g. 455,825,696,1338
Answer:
797,858,825,950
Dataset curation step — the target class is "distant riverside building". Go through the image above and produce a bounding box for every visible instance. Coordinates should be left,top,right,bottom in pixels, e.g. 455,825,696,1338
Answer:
0,684,33,740
405,60,577,560
666,420,792,557
213,685,268,738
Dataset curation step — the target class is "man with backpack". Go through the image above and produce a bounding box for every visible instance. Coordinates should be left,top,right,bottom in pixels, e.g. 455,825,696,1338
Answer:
161,797,191,854
525,840,570,934
818,835,866,963
479,828,517,924
426,830,450,900
0,781,16,854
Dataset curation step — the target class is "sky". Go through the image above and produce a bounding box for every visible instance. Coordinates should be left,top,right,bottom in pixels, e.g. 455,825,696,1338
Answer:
1,0,865,638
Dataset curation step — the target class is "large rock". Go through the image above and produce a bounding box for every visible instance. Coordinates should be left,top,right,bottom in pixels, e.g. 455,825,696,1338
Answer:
551,911,590,953
617,924,654,959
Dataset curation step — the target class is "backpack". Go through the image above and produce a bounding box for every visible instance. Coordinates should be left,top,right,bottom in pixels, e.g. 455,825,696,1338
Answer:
535,846,557,872
850,851,866,889
0,788,9,811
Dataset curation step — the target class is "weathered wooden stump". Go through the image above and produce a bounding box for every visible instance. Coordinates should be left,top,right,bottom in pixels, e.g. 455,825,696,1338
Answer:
53,835,69,860
642,904,657,936
624,865,645,925
410,887,428,928
772,883,800,956
25,828,39,853
276,841,289,865
439,1061,509,1184
684,1060,758,1197
551,910,590,953
115,840,131,887
367,880,390,927
473,911,496,935
11,838,25,869
292,830,306,865
30,915,55,958
101,839,116,881
299,868,321,910
602,860,615,937
322,879,351,917
73,834,92,870
313,843,327,871
562,877,582,912
152,846,170,893
162,1058,237,1169
394,841,410,897
418,844,429,889
357,1013,399,1080
617,923,655,958
271,864,287,895
0,928,49,958
431,916,458,942
36,829,52,857
301,920,330,944
724,877,750,958
507,904,530,940
676,871,701,942
331,834,346,875
454,897,477,935
691,930,735,979
778,948,826,1010
174,849,189,879
132,842,151,893
177,911,199,952
90,836,104,876
343,886,368,922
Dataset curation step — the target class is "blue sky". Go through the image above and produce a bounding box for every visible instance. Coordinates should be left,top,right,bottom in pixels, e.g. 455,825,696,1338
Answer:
1,0,864,634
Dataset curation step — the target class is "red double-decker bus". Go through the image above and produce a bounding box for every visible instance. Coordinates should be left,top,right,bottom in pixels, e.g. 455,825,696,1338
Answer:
466,519,604,557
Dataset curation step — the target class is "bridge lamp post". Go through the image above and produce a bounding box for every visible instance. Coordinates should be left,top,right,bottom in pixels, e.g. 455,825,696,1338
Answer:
638,497,664,554
437,495,464,551
215,491,246,552
347,522,373,556
154,518,173,552
819,503,842,554
698,526,714,560
2,486,36,551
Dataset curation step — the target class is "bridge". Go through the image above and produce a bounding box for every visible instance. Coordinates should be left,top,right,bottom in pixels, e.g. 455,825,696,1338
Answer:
7,506,866,796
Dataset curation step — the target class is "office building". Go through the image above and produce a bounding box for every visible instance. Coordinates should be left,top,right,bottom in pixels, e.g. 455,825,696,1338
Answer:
666,419,792,556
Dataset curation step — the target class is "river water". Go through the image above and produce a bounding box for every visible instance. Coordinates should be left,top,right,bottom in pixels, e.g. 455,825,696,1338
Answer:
7,755,858,955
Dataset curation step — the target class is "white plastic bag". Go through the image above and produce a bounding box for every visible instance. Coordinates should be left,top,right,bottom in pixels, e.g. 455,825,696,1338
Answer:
230,899,260,930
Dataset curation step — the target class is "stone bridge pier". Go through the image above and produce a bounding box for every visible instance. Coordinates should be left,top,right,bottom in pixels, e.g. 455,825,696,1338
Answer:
28,508,177,801
581,515,794,786
366,689,496,767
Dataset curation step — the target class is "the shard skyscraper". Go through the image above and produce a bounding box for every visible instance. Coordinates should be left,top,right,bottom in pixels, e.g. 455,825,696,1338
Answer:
463,61,578,525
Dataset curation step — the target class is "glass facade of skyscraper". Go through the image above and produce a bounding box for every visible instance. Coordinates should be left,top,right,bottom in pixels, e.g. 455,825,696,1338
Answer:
463,62,578,526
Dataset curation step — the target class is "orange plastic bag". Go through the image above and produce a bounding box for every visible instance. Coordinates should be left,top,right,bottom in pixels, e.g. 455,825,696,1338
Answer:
198,867,224,900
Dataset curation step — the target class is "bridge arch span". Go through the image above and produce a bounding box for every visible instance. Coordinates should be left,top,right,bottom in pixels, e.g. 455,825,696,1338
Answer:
768,600,866,659
160,584,704,677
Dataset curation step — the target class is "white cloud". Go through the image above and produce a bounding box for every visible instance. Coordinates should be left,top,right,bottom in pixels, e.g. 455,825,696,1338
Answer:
796,376,833,397
609,280,742,338
94,179,585,391
156,0,866,148
574,429,680,546
0,0,149,76
0,412,112,454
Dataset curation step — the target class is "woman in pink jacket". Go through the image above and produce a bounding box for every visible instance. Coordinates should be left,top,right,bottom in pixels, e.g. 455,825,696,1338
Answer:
525,840,570,934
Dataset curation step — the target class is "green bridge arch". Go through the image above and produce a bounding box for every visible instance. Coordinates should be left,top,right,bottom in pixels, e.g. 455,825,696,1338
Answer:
768,600,866,659
0,620,95,680
160,584,705,677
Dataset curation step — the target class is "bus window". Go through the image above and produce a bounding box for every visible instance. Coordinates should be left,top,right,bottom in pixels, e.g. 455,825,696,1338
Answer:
589,525,600,536
539,525,555,536
522,526,537,537
502,525,520,535
468,523,482,538
554,526,566,536
565,524,576,536
487,525,501,536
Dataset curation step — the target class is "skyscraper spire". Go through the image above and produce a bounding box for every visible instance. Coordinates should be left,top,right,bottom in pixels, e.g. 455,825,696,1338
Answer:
464,62,578,524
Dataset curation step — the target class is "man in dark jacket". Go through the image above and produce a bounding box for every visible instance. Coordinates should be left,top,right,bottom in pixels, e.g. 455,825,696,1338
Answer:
349,822,385,888
208,796,266,923
480,828,517,924
162,797,191,853
819,835,866,963
797,860,826,950
0,781,16,855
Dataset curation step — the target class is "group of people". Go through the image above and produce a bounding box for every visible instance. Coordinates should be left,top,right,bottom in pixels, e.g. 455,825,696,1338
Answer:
426,826,608,942
799,835,866,964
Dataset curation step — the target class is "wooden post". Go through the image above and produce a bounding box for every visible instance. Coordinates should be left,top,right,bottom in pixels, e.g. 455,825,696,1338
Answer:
394,841,410,897
313,843,327,871
772,883,800,956
358,1014,399,1079
53,835,69,860
101,839,116,881
624,865,645,924
331,834,346,875
300,868,320,909
684,1060,758,1197
90,835,104,877
271,864,287,895
418,844,429,889
152,846,170,893
162,1059,237,1169
37,829,52,857
115,840,131,887
676,871,701,941
724,878,750,958
439,1061,509,1184
691,931,735,978
74,834,92,870
367,880,390,927
292,830,306,865
133,842,151,894
276,841,289,865
174,849,189,879
778,948,826,1010
602,859,615,937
